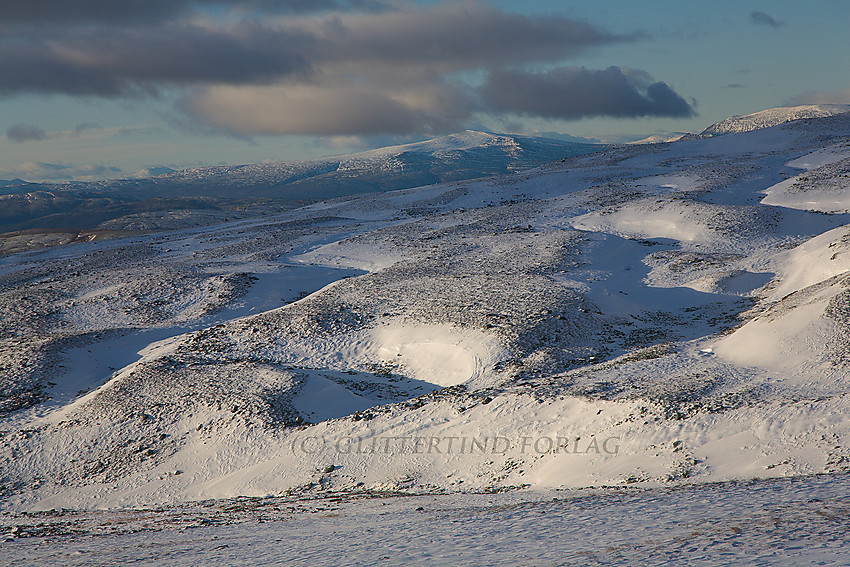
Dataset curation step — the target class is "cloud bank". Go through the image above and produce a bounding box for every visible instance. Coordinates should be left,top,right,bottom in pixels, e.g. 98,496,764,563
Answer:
0,2,696,136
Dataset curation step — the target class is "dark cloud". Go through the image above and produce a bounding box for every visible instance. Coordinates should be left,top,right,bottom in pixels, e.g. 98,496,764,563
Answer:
479,67,695,120
0,23,314,96
0,1,384,24
0,0,190,24
750,11,783,28
312,5,625,71
6,123,49,142
0,5,621,97
723,83,744,89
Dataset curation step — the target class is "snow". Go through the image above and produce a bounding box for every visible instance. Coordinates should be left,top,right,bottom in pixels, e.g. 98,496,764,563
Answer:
767,224,850,300
366,324,506,387
293,372,377,422
712,303,836,371
628,132,688,144
573,200,714,242
711,223,850,377
698,104,850,137
3,474,850,566
761,143,850,213
2,108,850,567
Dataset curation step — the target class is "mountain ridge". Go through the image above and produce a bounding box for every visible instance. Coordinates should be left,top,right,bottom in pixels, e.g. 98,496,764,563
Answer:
0,132,601,239
695,104,850,137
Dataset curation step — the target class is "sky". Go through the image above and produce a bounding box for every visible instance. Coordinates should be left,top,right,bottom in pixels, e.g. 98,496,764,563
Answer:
1,0,848,182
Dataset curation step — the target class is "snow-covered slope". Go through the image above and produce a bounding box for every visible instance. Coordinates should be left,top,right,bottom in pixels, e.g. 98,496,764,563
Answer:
760,142,850,213
697,104,850,137
2,110,850,512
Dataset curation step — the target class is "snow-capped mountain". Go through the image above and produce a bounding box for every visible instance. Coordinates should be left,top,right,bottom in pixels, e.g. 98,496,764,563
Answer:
94,130,599,200
0,132,599,236
2,108,850,515
696,104,850,137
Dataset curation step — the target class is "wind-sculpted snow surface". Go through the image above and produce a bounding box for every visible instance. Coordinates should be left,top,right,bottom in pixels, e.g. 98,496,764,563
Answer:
2,112,850,516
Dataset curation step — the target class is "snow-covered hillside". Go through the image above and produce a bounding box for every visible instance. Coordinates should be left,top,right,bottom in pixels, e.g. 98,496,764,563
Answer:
697,104,850,137
2,110,850,513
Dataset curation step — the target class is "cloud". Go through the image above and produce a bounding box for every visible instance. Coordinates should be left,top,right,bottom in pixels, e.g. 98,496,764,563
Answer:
184,79,475,136
0,161,123,181
6,123,49,142
479,67,695,120
786,88,850,105
0,23,315,96
750,11,783,28
186,64,696,137
0,1,691,137
0,5,622,97
0,1,383,24
310,5,624,72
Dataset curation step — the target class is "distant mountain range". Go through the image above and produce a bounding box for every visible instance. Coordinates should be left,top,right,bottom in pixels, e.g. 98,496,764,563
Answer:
4,106,850,237
0,131,600,234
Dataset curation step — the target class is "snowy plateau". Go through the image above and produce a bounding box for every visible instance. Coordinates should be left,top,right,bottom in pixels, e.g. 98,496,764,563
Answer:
3,105,850,565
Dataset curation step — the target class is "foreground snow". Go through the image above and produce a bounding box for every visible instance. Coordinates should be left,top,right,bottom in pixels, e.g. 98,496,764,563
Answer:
3,474,849,566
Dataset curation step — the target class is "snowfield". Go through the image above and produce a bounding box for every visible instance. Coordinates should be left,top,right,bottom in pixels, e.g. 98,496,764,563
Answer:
2,106,850,562
3,473,850,566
